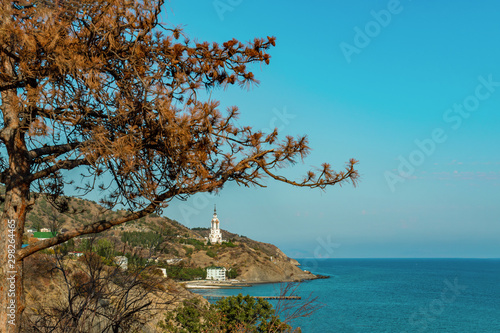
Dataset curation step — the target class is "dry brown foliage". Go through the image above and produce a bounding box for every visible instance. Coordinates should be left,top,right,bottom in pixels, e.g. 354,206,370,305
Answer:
0,4,359,329
0,1,359,330
1,0,358,260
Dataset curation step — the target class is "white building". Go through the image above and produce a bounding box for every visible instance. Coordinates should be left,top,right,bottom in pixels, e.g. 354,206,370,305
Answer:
166,258,183,265
114,256,128,270
208,206,223,244
206,267,226,281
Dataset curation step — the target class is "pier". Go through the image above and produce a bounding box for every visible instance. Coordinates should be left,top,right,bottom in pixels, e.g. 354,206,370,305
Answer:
204,295,301,301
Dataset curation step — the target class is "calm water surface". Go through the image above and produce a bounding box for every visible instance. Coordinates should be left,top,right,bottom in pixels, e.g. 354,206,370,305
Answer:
191,259,500,332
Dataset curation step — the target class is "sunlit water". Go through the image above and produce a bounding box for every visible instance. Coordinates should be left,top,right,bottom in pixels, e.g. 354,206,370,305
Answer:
191,259,500,332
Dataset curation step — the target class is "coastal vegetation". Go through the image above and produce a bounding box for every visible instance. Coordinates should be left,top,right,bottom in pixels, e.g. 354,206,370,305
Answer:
157,295,293,332
163,264,206,281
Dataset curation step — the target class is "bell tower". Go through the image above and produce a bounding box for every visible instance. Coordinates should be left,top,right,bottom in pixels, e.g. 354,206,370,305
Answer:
208,205,222,244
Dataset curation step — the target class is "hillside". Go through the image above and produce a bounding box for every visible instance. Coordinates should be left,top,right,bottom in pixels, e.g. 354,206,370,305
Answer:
188,228,310,282
22,193,315,283
22,250,206,332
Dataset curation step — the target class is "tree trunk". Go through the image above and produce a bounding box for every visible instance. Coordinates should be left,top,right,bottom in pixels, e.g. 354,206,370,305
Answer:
0,134,31,332
0,59,31,331
0,148,31,332
0,185,29,332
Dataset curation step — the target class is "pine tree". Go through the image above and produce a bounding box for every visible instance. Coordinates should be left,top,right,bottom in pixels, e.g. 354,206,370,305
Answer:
0,1,358,330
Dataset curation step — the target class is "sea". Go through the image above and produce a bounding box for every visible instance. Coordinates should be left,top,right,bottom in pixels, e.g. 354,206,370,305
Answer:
191,259,500,332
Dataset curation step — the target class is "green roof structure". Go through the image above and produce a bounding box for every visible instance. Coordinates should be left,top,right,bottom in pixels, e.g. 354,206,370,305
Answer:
32,231,57,239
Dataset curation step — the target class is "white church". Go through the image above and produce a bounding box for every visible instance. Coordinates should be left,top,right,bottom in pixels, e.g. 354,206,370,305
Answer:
208,205,223,244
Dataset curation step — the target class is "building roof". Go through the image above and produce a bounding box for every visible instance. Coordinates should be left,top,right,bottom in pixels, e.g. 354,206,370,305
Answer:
32,231,57,239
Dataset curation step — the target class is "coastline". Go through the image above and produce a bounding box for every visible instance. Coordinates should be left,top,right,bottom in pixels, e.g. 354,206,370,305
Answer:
183,273,329,290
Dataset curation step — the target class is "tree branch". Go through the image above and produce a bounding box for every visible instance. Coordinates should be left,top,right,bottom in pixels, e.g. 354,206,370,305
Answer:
260,159,359,189
27,158,89,182
28,142,82,161
16,189,177,260
0,81,26,92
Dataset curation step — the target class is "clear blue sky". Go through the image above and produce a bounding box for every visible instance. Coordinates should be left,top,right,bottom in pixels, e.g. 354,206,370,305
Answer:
159,0,500,258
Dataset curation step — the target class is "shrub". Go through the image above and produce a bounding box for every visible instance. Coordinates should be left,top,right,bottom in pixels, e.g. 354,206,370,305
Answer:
206,249,217,258
183,246,193,257
222,241,237,248
121,231,162,247
227,268,238,279
157,294,293,332
164,265,205,281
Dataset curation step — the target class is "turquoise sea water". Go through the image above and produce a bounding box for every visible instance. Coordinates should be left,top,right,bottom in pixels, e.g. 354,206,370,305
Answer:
191,259,500,332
